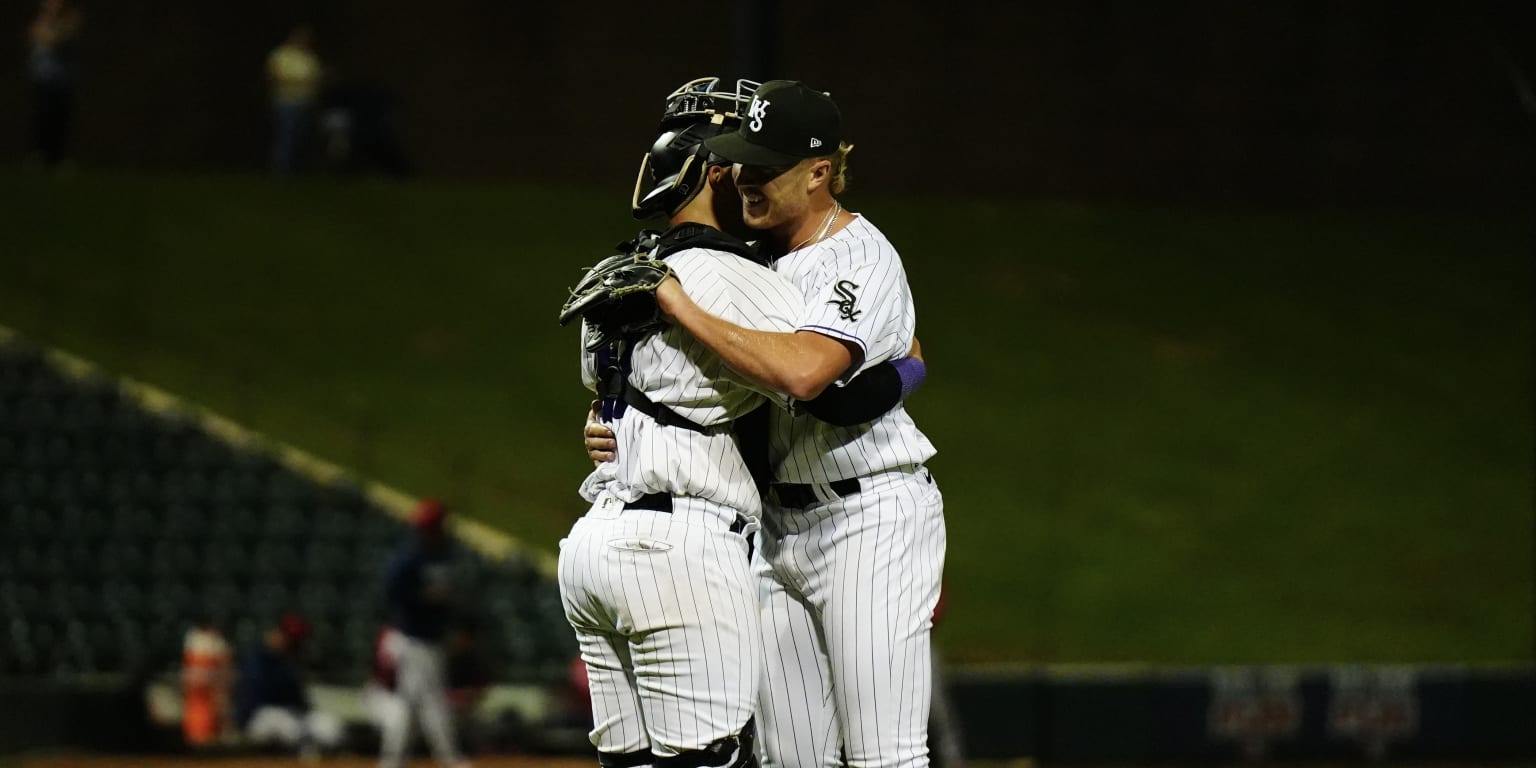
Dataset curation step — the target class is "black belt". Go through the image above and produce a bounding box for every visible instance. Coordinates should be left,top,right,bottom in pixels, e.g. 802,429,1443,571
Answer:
771,478,860,509
624,492,674,513
624,492,747,534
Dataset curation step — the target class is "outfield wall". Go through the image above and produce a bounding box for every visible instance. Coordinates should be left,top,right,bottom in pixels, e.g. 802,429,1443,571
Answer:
948,664,1535,763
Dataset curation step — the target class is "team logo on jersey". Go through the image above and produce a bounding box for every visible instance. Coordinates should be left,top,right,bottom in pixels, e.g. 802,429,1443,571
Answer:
827,280,862,320
748,97,770,132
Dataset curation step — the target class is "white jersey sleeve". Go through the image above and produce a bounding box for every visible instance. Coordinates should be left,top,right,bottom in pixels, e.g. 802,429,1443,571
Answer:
768,215,935,483
627,247,804,415
793,216,916,384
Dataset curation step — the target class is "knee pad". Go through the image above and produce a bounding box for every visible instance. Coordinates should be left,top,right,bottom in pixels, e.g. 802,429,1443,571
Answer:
655,718,757,768
598,748,654,768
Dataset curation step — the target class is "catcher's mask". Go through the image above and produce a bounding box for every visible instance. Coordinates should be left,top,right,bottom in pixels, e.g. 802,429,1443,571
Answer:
632,77,760,220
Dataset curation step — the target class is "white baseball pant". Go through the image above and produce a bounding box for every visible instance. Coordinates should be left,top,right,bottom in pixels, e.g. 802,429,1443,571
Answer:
558,493,761,760
244,706,343,751
375,629,463,767
756,467,946,768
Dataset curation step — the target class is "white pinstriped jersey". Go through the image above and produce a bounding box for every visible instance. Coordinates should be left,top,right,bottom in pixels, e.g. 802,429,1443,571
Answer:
578,246,806,516
768,213,937,483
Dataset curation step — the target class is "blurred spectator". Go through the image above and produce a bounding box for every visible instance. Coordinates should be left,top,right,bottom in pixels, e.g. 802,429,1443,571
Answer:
233,613,343,758
375,498,471,767
26,0,82,169
266,25,322,175
181,622,233,746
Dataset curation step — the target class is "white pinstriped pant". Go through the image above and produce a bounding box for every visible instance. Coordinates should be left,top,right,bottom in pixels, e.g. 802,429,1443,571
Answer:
370,629,463,768
756,467,946,768
558,493,761,758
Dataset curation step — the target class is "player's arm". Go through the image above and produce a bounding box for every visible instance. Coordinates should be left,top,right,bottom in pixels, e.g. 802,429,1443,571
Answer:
579,347,923,459
658,277,852,401
796,338,927,426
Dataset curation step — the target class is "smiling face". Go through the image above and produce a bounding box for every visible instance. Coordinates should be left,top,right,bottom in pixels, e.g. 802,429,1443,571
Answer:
706,163,752,239
733,158,831,248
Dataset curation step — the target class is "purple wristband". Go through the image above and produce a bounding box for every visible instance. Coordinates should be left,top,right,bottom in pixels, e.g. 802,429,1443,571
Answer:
891,356,927,400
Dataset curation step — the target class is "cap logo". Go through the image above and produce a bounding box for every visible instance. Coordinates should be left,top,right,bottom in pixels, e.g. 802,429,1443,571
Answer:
747,96,770,132
809,137,822,149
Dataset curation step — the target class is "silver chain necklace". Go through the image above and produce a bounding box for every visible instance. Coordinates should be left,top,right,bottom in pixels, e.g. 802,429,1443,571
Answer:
789,200,842,253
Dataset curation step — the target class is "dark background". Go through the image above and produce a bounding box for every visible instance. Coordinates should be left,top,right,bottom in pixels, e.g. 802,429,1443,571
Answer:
2,0,1532,207
1,4,1532,759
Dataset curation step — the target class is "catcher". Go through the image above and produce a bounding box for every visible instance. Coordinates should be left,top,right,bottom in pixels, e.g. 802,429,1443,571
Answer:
554,77,791,768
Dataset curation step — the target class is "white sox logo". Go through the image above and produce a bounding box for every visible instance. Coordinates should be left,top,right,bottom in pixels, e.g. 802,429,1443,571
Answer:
748,97,769,132
827,280,862,320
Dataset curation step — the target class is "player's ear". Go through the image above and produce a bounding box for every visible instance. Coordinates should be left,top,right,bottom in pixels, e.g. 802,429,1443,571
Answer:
806,159,832,192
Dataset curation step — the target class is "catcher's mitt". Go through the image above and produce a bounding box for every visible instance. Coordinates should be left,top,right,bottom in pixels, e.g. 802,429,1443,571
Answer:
559,251,674,351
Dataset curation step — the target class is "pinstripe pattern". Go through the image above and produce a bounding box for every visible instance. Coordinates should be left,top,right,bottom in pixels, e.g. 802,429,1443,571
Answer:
770,216,937,485
561,245,803,758
757,214,947,768
757,470,946,768
579,247,806,514
560,497,762,757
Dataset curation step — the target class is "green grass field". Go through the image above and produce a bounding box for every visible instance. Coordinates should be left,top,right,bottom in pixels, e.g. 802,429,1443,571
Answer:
2,169,1530,664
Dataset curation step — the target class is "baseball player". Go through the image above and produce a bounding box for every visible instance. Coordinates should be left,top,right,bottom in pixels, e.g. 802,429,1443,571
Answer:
556,77,801,768
659,81,946,768
232,613,345,758
379,498,472,768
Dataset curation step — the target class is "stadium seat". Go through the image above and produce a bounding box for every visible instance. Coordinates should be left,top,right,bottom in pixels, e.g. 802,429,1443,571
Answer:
199,580,242,624
261,503,307,540
149,541,201,579
162,468,212,503
0,343,577,683
208,503,262,540
160,502,209,541
0,582,43,616
99,541,149,582
101,581,146,619
204,540,253,582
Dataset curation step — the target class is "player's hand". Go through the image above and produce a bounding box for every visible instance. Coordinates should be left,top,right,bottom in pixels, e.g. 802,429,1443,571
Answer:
585,400,617,464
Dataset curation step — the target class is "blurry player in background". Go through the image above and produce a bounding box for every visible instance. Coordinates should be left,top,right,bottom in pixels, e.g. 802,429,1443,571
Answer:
367,617,488,766
232,613,343,758
378,498,472,768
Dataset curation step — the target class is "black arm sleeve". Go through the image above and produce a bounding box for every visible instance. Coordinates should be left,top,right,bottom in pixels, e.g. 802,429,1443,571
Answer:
796,361,903,427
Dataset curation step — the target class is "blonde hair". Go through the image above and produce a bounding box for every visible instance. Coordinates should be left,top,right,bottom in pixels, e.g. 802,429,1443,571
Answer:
828,142,854,195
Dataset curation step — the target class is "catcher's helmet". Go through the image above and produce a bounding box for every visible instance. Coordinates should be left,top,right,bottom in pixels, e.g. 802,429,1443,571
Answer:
632,77,760,220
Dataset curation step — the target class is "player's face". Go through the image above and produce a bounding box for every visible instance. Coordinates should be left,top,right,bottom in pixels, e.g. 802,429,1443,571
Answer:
708,164,752,240
733,159,814,237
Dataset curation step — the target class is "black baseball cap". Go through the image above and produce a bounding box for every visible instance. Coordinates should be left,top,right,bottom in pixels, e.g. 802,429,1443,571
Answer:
703,80,843,167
